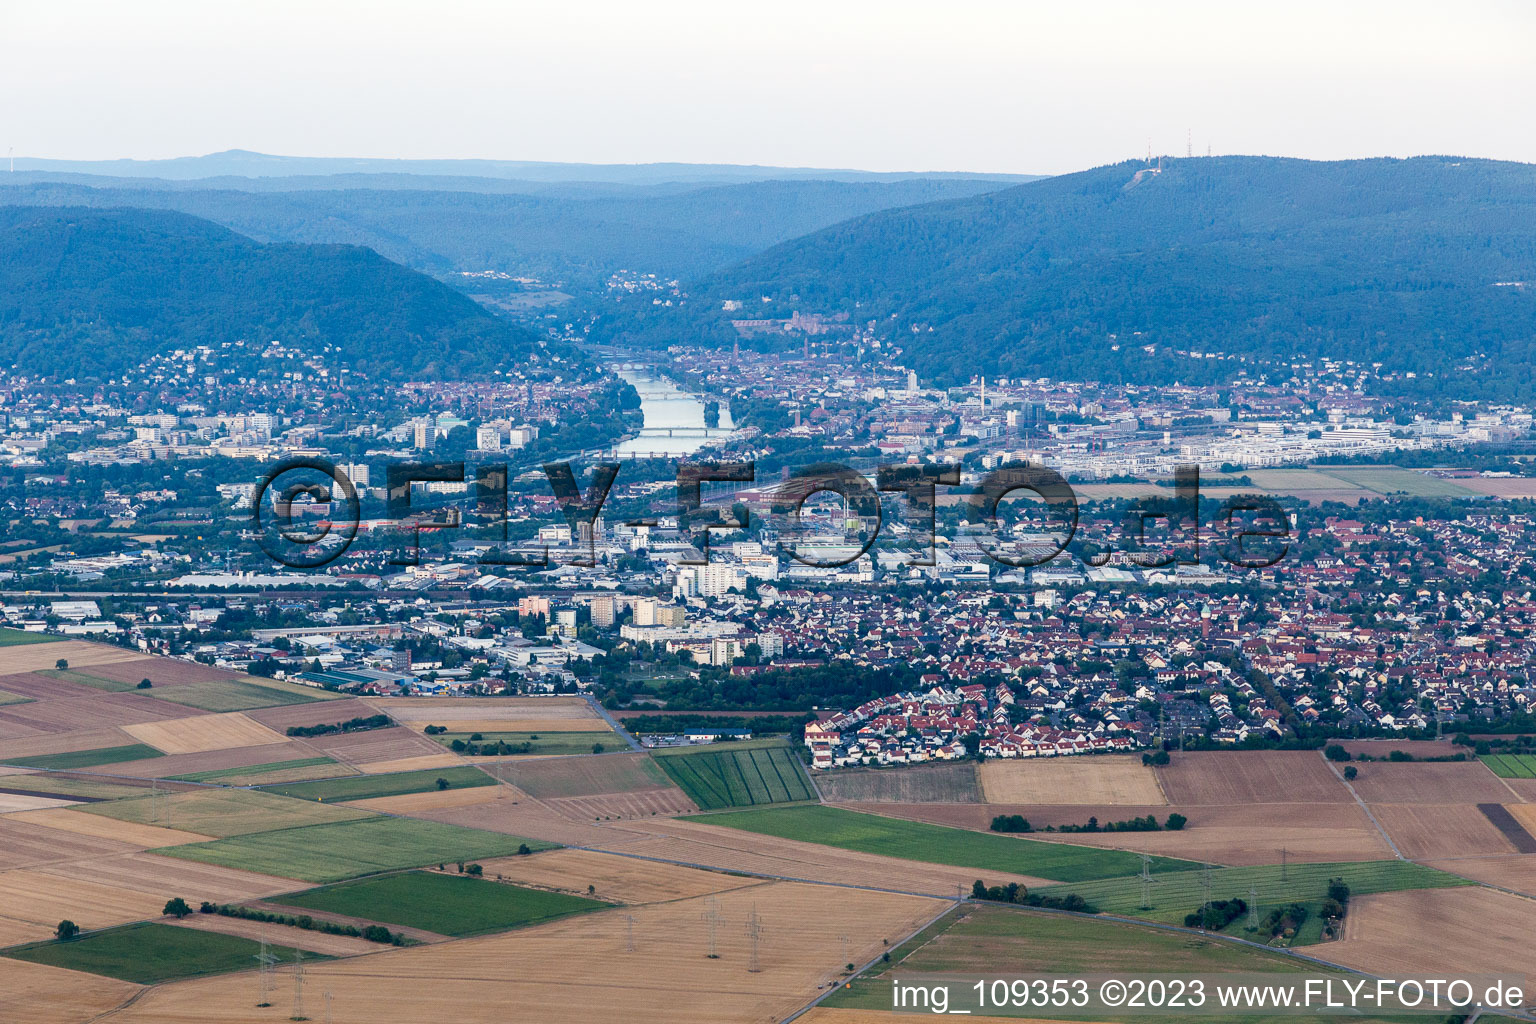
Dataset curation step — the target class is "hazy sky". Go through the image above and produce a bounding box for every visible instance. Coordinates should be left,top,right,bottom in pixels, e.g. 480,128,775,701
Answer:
3,0,1532,175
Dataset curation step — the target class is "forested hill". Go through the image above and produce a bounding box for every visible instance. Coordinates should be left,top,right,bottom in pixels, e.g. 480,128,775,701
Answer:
0,177,1023,286
599,156,1536,397
0,206,555,382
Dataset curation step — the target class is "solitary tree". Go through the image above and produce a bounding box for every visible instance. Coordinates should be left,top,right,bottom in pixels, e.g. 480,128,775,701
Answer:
55,920,79,941
435,777,451,791
162,897,192,918
137,678,153,689
55,659,68,671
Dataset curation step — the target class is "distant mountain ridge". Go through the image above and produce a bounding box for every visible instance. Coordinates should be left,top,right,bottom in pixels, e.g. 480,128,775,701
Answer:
601,156,1536,398
0,177,1023,286
0,206,553,381
11,149,1039,186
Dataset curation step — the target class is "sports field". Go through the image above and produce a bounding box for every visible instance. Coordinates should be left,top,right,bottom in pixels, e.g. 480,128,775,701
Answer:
698,805,1190,882
152,815,552,882
0,628,55,646
258,764,495,802
654,744,816,809
3,921,318,984
271,870,608,936
1482,753,1536,778
1032,859,1472,923
1,743,163,771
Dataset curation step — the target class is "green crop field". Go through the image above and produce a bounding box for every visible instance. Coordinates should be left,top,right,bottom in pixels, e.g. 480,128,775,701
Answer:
1,774,152,800
168,756,342,784
436,731,621,756
1482,753,1536,778
0,689,32,706
147,678,324,711
2,743,163,771
0,628,56,646
258,765,495,802
653,744,815,809
271,871,608,936
83,788,374,837
40,669,138,692
825,905,1363,1020
1033,859,1473,925
698,805,1191,882
3,922,319,984
1319,467,1474,497
152,816,552,882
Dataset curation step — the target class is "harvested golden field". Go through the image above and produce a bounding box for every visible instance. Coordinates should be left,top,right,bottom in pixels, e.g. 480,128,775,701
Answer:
543,789,700,820
1501,802,1536,833
0,816,137,866
36,852,301,901
1423,854,1536,895
1347,761,1518,803
370,696,601,729
0,793,76,812
0,958,139,1024
0,641,148,674
3,807,211,846
0,867,168,934
99,881,943,1024
303,726,445,765
121,712,286,754
102,741,317,780
1156,751,1349,804
1371,803,1516,859
980,756,1166,805
347,785,505,814
356,753,465,774
402,785,643,847
477,848,764,904
167,913,382,957
620,817,1054,896
1326,887,1536,982
843,801,1393,866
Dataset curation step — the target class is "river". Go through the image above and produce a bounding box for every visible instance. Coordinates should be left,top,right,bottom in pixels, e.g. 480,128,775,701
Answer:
610,367,736,457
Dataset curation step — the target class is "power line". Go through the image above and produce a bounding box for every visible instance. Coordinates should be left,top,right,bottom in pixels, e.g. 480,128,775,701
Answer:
701,897,723,959
746,906,765,973
291,950,307,1021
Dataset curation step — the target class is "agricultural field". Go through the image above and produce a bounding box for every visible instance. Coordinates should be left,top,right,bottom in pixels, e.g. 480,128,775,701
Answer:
1326,887,1536,984
3,921,319,984
0,641,146,674
370,695,604,734
4,807,210,847
980,756,1166,805
98,880,942,1024
0,773,153,800
346,785,506,815
257,764,495,802
479,848,762,904
1481,752,1536,778
847,800,1393,866
1319,466,1475,497
653,743,816,809
0,867,175,941
0,958,139,1024
38,669,140,692
153,815,551,882
697,805,1190,882
82,789,374,837
0,690,31,706
143,678,325,712
1032,859,1471,925
434,730,621,756
1156,751,1349,804
1371,802,1524,858
271,870,609,936
1349,760,1518,803
121,712,287,755
816,761,981,803
499,752,697,819
825,904,1312,1015
2,743,163,771
167,756,348,785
